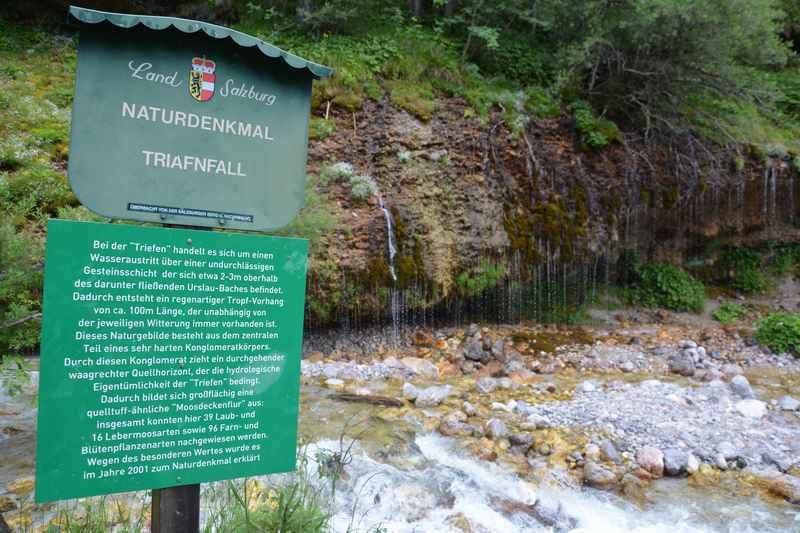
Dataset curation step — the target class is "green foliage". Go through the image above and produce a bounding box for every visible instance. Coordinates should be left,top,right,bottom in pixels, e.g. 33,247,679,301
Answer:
270,174,341,251
309,116,336,140
0,219,43,355
454,259,507,296
347,174,377,201
628,263,705,312
756,312,800,355
225,481,330,533
570,100,622,151
712,302,749,324
718,247,771,294
0,355,33,397
771,244,800,275
559,0,790,136
388,80,437,121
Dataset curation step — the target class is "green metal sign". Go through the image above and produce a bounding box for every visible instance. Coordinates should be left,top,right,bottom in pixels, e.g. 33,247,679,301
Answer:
67,6,331,231
35,220,308,503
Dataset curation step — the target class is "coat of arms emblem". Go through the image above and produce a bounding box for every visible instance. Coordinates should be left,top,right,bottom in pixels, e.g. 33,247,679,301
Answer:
189,57,216,102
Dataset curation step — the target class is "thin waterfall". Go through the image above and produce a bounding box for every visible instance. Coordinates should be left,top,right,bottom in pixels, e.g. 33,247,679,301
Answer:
378,194,398,283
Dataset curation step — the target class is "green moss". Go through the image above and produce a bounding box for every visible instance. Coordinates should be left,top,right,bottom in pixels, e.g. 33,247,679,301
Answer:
454,259,507,297
387,80,436,121
308,116,336,140
662,187,680,209
364,257,391,287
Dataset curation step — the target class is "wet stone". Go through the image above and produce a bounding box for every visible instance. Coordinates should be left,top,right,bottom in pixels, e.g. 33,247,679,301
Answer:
486,418,509,439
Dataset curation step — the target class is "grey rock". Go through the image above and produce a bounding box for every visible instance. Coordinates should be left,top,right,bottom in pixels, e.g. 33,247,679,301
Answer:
485,418,509,439
778,395,800,411
668,352,695,377
415,385,452,407
730,375,755,399
679,340,698,349
482,334,494,351
583,461,618,489
687,453,700,474
475,377,498,394
463,401,477,417
715,453,728,470
514,400,535,417
735,399,767,418
509,433,535,448
577,381,596,393
467,323,479,337
763,451,792,473
530,500,578,532
620,361,635,373
491,339,507,362
721,363,743,376
717,441,738,460
463,339,486,362
636,446,664,477
663,449,689,476
599,439,622,464
402,382,419,400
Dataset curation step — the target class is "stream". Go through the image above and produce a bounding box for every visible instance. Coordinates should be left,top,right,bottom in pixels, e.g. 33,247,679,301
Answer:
2,351,800,532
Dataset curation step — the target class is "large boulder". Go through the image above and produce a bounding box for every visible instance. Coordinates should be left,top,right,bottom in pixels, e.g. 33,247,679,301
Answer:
735,399,767,418
662,449,689,477
730,375,755,399
667,353,695,377
401,357,439,378
415,385,453,407
584,461,619,489
463,339,487,362
636,446,664,478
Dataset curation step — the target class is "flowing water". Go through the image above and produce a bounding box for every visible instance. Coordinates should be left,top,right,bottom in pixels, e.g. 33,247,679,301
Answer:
2,373,799,531
295,385,800,533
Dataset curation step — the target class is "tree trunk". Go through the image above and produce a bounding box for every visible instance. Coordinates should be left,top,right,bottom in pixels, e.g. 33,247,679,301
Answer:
409,0,423,18
444,0,456,17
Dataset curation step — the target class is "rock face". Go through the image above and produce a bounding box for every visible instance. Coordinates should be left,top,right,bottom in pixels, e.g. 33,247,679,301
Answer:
636,446,664,478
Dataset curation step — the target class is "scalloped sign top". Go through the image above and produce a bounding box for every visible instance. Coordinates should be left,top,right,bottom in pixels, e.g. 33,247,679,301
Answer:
69,6,332,79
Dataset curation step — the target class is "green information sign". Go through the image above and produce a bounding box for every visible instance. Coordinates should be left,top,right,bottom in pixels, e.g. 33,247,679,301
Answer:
35,220,308,503
67,6,331,231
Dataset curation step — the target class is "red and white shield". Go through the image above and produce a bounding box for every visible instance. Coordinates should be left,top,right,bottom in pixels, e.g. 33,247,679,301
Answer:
189,57,216,102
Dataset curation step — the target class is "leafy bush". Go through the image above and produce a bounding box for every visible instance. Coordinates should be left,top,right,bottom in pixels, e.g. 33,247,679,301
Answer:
570,100,622,151
308,116,336,140
756,312,800,355
718,247,771,294
771,244,800,276
712,302,749,324
454,260,507,297
0,220,44,355
348,174,377,201
629,263,705,312
322,161,356,182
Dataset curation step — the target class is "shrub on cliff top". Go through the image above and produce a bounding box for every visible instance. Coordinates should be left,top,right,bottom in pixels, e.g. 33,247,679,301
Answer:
629,263,705,313
756,313,800,355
